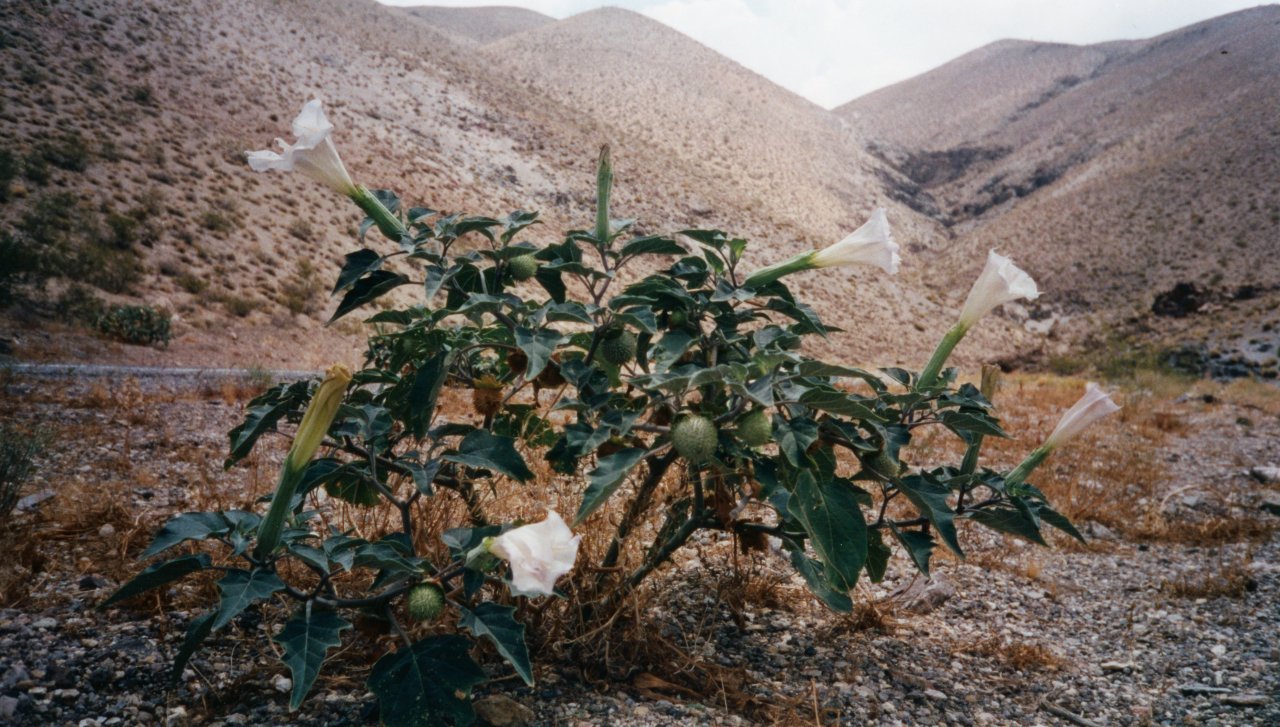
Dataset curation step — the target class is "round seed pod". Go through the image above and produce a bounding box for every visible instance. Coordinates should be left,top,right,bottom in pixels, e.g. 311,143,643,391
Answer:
406,583,445,622
472,375,503,417
600,329,637,366
736,409,773,447
507,253,539,282
671,414,717,464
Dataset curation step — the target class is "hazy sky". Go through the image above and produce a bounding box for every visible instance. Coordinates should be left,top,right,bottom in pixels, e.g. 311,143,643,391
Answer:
379,1,1267,108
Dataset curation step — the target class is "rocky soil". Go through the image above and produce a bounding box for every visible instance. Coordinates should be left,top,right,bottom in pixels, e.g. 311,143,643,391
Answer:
0,369,1277,726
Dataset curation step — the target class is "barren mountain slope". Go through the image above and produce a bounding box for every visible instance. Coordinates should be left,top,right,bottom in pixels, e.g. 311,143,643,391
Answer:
398,4,553,46
1,0,994,370
839,39,1122,151
480,8,941,252
839,7,1280,361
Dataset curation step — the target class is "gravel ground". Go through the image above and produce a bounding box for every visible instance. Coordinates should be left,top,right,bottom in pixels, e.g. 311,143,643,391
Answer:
0,371,1276,726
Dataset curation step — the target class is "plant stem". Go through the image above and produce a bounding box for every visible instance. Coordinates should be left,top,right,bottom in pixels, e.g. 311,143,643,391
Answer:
916,323,967,389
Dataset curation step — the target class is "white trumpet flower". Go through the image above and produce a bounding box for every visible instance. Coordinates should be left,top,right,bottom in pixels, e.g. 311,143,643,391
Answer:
1045,383,1121,449
957,249,1040,329
743,208,899,288
489,511,581,598
246,99,356,195
810,208,900,275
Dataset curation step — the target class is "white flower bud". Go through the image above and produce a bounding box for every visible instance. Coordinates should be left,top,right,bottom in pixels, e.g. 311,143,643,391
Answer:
1045,382,1121,449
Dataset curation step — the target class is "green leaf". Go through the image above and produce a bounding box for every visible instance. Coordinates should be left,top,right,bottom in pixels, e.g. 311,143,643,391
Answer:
788,548,852,613
775,416,819,467
798,386,886,423
367,635,487,727
618,235,686,259
328,270,410,324
405,352,453,439
939,410,1008,439
786,471,868,592
444,430,534,482
1036,503,1086,543
274,603,352,710
897,475,963,556
969,503,1047,546
458,603,533,686
225,381,310,468
142,512,231,559
865,529,891,583
652,329,696,371
100,554,210,608
286,543,330,575
889,525,937,576
353,539,425,577
213,569,286,630
332,249,382,295
172,611,215,685
515,326,565,379
575,448,646,525
322,469,382,507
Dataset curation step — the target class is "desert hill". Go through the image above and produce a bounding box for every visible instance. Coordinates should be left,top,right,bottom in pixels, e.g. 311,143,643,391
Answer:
840,6,1280,370
398,4,553,45
0,0,978,371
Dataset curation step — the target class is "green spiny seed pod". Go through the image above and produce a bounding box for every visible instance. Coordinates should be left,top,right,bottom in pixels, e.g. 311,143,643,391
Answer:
600,329,637,365
671,414,717,464
668,309,688,328
736,409,773,447
869,449,901,478
406,583,445,622
507,253,539,282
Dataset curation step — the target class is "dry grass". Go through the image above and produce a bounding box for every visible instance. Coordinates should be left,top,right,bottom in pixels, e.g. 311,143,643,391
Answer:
965,636,1064,671
1159,554,1257,599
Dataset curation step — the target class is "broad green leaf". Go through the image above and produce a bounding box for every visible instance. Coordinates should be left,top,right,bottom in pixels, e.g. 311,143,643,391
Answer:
786,471,868,592
286,543,330,575
444,430,534,482
889,525,937,576
618,235,686,259
458,603,533,686
897,475,963,556
969,503,1048,546
575,448,646,525
142,513,231,559
274,603,351,710
515,326,565,379
328,270,410,324
100,554,210,608
865,529,892,582
788,548,852,613
652,329,696,371
225,380,310,467
775,416,819,467
404,352,453,439
212,569,286,630
367,635,487,727
332,249,382,295
172,611,214,685
798,386,886,423
353,539,425,577
1036,503,1086,543
939,410,1009,440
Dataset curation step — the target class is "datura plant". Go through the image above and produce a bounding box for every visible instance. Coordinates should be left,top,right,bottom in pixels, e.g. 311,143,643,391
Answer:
104,99,1119,726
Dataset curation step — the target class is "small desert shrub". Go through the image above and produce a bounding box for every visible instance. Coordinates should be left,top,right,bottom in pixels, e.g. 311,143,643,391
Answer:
55,284,108,324
21,151,49,185
287,218,315,242
35,133,90,172
176,273,208,294
0,424,43,524
17,192,143,294
97,304,171,346
0,149,18,201
279,258,321,314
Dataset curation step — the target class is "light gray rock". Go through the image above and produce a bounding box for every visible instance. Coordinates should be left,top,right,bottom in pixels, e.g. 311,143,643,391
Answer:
889,573,955,615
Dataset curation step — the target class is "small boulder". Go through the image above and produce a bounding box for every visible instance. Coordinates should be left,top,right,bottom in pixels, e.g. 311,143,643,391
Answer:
473,694,536,727
889,573,955,615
